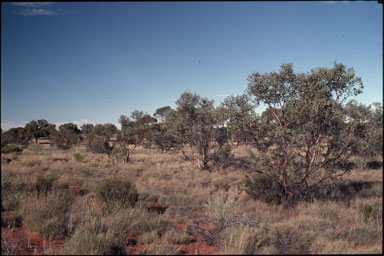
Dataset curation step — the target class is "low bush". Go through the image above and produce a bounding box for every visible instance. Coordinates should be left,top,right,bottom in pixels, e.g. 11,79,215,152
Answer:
223,226,270,255
95,178,139,214
163,228,192,245
244,173,284,205
64,232,124,255
268,221,314,254
34,175,55,195
358,201,382,223
1,144,25,154
21,190,75,240
137,230,159,244
210,144,235,171
73,153,84,162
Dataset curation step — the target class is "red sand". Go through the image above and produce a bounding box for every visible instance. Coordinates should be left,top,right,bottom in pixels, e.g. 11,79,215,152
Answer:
1,227,64,255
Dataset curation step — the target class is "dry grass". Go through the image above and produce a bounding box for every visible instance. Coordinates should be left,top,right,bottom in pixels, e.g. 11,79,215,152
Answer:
1,143,382,255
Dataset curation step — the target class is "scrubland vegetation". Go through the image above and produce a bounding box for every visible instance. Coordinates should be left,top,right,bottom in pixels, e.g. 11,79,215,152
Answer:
1,62,382,254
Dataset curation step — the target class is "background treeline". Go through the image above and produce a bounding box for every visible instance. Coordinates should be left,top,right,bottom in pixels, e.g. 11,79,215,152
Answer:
1,62,382,206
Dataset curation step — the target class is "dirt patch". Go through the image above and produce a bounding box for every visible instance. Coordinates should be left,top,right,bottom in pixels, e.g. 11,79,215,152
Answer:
178,241,217,255
352,243,372,250
143,202,168,214
1,227,63,255
68,185,87,195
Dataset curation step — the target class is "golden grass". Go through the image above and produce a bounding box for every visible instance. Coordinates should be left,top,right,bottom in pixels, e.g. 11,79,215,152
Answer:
1,143,382,255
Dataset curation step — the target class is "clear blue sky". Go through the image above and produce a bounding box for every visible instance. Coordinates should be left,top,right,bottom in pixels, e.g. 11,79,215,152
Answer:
1,2,382,130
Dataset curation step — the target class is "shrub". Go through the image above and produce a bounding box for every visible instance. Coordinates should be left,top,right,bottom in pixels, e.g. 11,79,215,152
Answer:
137,230,159,244
1,174,32,212
64,232,124,255
34,175,55,195
210,144,235,171
1,144,25,154
73,153,84,162
95,178,139,214
204,190,240,232
358,201,382,223
21,190,75,240
163,228,192,245
244,173,284,205
268,222,314,254
223,226,270,255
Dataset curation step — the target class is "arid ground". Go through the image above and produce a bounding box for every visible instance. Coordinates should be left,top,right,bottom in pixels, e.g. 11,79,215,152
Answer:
1,142,382,255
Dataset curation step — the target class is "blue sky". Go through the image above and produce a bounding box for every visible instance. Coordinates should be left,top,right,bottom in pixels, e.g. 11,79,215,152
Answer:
1,2,382,130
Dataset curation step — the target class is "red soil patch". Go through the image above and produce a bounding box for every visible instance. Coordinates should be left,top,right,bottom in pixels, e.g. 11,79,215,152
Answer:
235,190,244,199
175,223,187,229
68,185,87,195
178,241,217,255
352,243,371,250
1,227,63,255
125,243,149,255
68,185,83,191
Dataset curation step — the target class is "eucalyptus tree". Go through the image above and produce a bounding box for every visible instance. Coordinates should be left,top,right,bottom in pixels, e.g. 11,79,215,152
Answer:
85,123,118,156
51,123,81,149
217,94,258,146
167,91,222,170
245,62,364,205
25,119,56,143
345,100,383,157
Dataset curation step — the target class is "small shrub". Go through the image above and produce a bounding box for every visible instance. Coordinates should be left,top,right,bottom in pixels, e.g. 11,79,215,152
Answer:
21,190,75,240
366,160,382,170
64,232,124,255
34,175,55,195
95,178,139,214
1,144,25,154
1,213,23,227
23,159,42,167
223,226,270,255
137,230,159,244
27,143,43,154
204,190,240,231
1,174,32,212
244,173,284,205
141,243,179,255
210,144,235,171
358,201,382,223
73,153,84,162
163,228,192,245
268,222,314,254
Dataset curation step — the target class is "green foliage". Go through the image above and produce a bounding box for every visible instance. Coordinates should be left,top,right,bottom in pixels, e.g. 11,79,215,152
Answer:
245,173,284,205
245,62,364,206
85,123,117,156
95,178,139,214
1,127,31,146
80,123,94,134
25,119,56,143
151,125,178,153
1,144,25,154
210,144,235,171
217,94,258,146
345,100,383,157
166,91,223,170
1,174,32,212
51,123,81,149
